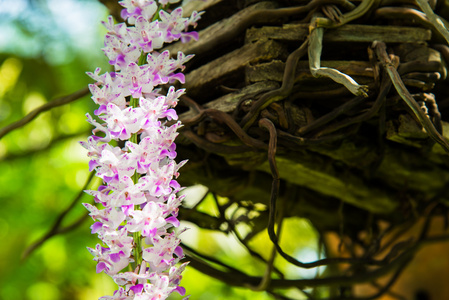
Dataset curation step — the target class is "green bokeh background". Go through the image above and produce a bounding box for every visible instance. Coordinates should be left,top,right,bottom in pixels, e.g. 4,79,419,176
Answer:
0,1,320,299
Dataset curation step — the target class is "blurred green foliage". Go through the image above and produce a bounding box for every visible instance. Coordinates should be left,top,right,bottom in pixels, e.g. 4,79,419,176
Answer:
0,1,320,299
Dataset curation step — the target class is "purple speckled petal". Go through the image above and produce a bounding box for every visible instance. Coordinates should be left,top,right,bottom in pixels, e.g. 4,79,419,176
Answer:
109,252,121,263
166,216,180,228
130,284,144,294
175,286,186,296
91,222,103,234
174,245,183,258
96,262,107,273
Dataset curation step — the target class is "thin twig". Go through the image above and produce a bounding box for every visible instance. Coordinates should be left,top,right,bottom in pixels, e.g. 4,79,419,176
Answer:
211,194,285,279
22,171,96,260
182,242,248,276
0,87,89,140
314,71,392,137
246,193,285,291
316,0,381,28
181,130,252,154
1,131,90,161
296,96,366,136
240,38,309,130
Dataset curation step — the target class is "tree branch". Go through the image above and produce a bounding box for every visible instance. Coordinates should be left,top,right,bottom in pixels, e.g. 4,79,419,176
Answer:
0,87,89,139
21,171,95,260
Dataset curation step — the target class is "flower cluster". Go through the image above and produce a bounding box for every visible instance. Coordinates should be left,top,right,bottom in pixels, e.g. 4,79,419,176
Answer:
80,1,201,299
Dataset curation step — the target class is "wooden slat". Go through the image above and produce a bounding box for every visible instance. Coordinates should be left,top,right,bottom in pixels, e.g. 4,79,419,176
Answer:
184,39,286,97
246,24,432,43
245,60,374,83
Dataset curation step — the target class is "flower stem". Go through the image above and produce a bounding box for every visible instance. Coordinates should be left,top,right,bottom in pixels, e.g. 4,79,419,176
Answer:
133,231,142,267
130,95,142,268
138,51,146,66
152,4,167,22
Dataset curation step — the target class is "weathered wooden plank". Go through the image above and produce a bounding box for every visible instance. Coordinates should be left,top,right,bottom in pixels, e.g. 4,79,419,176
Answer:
245,60,374,83
184,39,286,96
325,24,431,43
245,24,308,43
246,24,432,43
